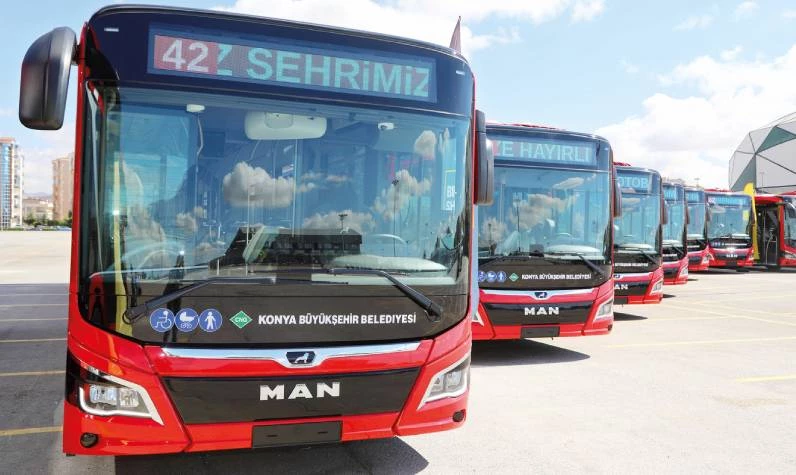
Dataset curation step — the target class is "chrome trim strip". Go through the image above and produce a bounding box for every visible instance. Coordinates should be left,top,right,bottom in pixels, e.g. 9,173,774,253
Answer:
614,272,652,280
481,288,594,298
161,341,422,368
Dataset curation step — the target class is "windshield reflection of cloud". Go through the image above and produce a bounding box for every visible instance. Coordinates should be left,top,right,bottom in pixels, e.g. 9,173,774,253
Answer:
222,161,313,208
372,169,431,221
510,194,574,231
302,210,375,234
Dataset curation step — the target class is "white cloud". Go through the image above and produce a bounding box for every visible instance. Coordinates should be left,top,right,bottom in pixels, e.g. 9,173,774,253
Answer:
783,10,796,19
596,45,796,188
674,14,714,31
720,46,743,61
734,1,759,21
620,59,640,74
571,0,605,23
215,0,598,56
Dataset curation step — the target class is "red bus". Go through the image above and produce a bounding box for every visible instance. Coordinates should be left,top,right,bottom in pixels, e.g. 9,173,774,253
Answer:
662,181,688,284
473,124,618,340
705,190,755,268
613,164,664,304
685,187,710,271
754,193,796,268
19,5,494,455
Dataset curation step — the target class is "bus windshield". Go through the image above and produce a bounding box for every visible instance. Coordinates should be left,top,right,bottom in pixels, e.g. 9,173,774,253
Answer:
82,86,469,285
686,190,707,240
478,166,611,260
614,169,661,252
783,196,796,247
663,186,686,247
707,195,752,239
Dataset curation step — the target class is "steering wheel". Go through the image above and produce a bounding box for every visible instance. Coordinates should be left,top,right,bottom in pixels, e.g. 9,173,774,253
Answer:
135,247,183,269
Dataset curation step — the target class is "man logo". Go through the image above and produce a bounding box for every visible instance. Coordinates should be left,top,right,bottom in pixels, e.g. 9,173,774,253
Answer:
534,291,549,300
287,351,315,365
615,283,629,291
260,382,341,400
524,306,560,316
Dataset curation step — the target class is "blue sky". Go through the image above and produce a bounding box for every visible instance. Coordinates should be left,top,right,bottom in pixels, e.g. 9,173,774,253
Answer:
3,0,796,192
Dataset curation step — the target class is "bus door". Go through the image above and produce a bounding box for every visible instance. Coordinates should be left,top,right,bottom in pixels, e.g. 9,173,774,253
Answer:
756,205,779,266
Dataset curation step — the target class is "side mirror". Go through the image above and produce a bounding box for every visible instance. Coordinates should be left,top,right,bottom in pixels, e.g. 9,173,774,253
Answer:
474,109,494,205
19,27,76,130
685,203,690,225
661,197,669,225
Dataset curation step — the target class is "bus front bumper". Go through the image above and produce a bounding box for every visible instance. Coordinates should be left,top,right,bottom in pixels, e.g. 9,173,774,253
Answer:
663,258,689,285
63,314,471,455
472,280,614,340
614,268,664,305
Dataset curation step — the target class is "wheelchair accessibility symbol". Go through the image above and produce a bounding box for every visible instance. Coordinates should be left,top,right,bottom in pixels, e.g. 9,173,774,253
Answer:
149,308,175,332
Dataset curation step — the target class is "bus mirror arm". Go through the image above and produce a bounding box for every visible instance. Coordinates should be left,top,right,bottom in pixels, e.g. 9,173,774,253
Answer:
474,109,494,205
19,27,76,130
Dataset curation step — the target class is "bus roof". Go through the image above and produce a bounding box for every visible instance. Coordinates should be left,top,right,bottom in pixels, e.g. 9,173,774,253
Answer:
90,4,468,63
486,123,608,143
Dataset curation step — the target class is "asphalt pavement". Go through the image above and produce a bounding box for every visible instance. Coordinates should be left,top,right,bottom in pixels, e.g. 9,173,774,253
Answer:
1,233,794,474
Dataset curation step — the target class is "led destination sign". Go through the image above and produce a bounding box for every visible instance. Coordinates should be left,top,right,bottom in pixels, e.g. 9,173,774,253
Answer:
663,185,683,202
149,28,435,101
617,171,656,194
490,136,597,166
708,195,751,207
686,191,704,203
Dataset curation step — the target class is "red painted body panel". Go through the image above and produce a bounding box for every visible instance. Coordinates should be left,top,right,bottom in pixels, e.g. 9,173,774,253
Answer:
472,278,614,340
615,266,663,305
663,256,689,285
688,248,711,271
63,305,471,455
707,247,755,268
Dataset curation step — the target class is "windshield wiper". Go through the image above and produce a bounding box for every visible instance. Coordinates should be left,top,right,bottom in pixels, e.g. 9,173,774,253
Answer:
615,245,660,265
327,267,442,321
124,267,443,324
546,251,608,279
479,250,545,265
123,276,279,323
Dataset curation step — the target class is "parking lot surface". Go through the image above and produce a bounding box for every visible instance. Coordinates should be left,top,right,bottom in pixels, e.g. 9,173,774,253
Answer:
1,233,794,473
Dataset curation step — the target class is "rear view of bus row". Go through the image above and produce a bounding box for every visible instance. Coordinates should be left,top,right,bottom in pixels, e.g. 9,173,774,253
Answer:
18,3,791,457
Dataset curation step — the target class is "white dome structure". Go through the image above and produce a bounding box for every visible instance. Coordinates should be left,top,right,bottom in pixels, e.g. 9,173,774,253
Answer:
729,112,796,193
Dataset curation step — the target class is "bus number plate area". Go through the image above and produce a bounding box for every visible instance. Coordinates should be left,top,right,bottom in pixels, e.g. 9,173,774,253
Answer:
252,421,341,448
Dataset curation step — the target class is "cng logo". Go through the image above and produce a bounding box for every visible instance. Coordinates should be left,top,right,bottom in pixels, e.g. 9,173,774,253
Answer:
230,311,253,329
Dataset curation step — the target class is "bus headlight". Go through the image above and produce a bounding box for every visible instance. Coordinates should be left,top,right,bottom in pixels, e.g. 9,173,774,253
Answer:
77,366,163,424
650,279,663,294
783,252,796,259
419,355,470,407
678,266,689,278
593,298,613,322
703,254,711,264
